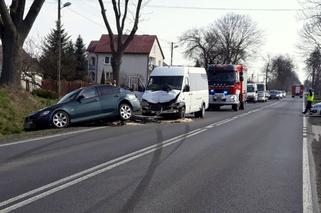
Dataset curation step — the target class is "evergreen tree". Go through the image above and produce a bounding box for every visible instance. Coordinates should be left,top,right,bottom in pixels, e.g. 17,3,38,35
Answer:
74,35,88,80
39,22,73,80
63,40,77,80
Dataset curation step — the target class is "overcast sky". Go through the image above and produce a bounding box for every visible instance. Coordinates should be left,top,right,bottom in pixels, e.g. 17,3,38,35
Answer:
23,0,306,82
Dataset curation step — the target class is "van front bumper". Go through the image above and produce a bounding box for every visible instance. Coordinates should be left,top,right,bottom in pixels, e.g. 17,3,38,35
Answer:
141,101,184,115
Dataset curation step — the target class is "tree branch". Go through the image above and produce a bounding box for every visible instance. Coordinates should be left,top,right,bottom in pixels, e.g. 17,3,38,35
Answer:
21,0,45,40
98,0,116,53
10,0,26,26
111,0,121,37
121,0,129,32
122,0,143,51
0,0,16,33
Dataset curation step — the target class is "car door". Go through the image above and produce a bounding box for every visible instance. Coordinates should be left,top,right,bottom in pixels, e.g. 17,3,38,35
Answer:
74,87,102,121
98,86,120,117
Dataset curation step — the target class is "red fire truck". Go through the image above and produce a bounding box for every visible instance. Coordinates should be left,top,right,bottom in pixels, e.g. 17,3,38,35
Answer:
291,84,304,98
207,64,247,111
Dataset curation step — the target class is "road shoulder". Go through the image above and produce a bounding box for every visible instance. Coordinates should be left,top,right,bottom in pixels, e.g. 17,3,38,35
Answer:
306,115,321,212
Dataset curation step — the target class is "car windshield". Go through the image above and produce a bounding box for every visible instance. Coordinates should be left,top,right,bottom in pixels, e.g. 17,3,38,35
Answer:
247,85,254,92
208,71,236,85
147,76,183,91
58,89,81,104
257,84,265,91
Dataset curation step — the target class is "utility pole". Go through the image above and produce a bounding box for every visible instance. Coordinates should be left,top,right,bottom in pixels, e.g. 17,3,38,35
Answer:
58,0,61,98
170,42,179,66
170,42,174,66
57,1,71,98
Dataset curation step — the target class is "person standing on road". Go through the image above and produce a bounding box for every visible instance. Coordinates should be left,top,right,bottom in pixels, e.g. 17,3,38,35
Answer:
303,88,314,114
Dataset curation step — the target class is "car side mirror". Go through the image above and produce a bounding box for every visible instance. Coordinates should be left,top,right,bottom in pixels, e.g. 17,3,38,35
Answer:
183,85,190,92
76,95,85,102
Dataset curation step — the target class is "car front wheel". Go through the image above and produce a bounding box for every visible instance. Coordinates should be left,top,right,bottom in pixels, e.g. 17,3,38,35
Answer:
52,111,70,128
119,103,132,121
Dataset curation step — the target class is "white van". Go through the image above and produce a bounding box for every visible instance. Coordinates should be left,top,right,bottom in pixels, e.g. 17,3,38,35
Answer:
142,66,209,118
247,83,258,102
256,83,268,102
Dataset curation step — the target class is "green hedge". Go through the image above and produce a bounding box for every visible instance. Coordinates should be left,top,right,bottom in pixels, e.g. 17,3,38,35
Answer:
32,89,58,99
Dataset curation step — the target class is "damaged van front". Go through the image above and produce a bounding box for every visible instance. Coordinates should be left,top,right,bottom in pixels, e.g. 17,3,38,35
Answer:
141,66,209,119
141,75,186,117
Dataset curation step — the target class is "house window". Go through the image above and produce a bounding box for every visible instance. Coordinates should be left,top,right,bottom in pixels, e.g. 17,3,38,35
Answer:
105,56,112,64
90,57,96,66
90,72,95,82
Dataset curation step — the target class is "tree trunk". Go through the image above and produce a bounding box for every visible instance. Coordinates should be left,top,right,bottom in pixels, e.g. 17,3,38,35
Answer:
111,53,122,86
0,33,23,89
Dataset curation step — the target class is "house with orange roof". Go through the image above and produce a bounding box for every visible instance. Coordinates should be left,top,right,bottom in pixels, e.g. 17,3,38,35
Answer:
87,34,165,89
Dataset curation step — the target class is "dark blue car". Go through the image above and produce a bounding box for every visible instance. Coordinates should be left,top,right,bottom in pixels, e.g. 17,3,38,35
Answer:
24,85,141,129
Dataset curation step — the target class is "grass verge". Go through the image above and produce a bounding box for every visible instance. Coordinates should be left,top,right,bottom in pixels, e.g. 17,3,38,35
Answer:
0,87,56,139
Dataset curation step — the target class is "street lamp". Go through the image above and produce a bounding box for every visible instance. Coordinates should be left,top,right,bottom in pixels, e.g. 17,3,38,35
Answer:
170,42,179,66
57,0,71,98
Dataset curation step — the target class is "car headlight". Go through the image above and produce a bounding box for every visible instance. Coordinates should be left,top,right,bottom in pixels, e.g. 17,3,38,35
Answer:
40,110,50,116
127,94,136,99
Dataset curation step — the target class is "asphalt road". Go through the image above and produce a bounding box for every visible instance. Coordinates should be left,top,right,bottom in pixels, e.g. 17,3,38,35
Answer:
0,99,303,213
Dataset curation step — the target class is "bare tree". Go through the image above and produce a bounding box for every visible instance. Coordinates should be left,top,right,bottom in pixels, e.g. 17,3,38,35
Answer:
21,38,43,89
98,0,144,86
213,13,263,64
305,47,321,94
265,55,300,91
179,13,263,68
0,0,45,89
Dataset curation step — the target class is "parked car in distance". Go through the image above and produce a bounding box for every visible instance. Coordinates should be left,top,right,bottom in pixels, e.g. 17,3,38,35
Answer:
142,66,209,118
24,85,141,129
311,102,321,115
269,90,282,100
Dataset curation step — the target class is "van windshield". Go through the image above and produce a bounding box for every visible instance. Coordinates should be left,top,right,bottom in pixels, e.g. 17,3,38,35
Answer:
247,85,255,92
257,84,265,91
147,76,183,91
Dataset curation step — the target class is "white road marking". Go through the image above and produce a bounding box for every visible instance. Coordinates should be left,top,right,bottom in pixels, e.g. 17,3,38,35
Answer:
0,127,107,148
302,101,313,213
0,102,279,212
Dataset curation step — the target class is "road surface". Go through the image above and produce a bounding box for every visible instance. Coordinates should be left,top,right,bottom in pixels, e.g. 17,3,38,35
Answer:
0,99,304,212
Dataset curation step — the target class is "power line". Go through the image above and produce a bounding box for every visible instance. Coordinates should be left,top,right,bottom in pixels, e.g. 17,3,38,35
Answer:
145,4,302,12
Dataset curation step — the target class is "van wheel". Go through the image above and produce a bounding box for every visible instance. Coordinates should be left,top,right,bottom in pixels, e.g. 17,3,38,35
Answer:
178,106,185,119
195,104,205,118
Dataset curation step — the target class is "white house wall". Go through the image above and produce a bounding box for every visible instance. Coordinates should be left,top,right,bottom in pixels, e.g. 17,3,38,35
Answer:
149,40,164,67
96,54,148,86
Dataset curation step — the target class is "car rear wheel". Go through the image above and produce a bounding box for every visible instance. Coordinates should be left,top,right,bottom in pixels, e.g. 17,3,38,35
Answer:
52,111,70,128
119,103,132,121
